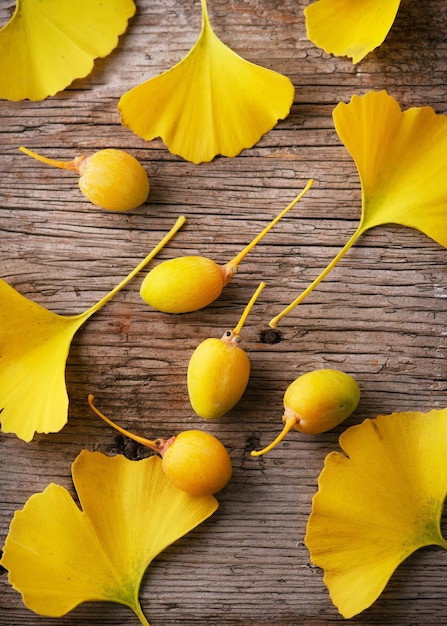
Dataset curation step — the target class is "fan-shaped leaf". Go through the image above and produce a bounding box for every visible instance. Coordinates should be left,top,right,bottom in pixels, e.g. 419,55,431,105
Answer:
304,0,401,63
305,408,447,618
1,451,218,625
0,0,136,101
118,0,294,163
269,91,447,327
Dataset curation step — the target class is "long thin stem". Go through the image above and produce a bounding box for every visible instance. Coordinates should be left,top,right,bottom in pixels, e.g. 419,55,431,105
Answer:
269,224,364,328
251,415,297,457
88,394,160,451
19,146,79,171
76,216,186,322
222,180,314,283
233,281,266,336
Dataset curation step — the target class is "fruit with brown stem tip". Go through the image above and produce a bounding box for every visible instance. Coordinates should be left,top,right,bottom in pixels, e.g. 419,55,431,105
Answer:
19,146,149,211
139,179,313,313
188,281,265,420
88,395,232,496
251,369,360,456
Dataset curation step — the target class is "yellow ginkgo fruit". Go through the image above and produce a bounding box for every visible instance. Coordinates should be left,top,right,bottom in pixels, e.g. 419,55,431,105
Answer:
304,0,401,64
0,0,136,101
0,450,218,626
0,216,185,442
118,0,294,164
269,90,447,327
305,408,447,618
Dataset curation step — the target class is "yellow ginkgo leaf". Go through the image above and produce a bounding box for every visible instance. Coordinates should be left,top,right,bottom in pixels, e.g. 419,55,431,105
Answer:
0,216,185,442
118,0,294,164
304,0,401,64
269,90,447,327
0,0,136,101
0,450,218,625
305,408,447,618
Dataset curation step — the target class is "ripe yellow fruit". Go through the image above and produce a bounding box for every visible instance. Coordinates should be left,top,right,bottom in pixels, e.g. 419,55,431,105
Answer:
140,180,313,314
141,256,224,314
88,395,232,496
187,282,265,419
162,430,232,496
188,335,250,420
76,148,149,211
251,369,360,456
19,146,149,211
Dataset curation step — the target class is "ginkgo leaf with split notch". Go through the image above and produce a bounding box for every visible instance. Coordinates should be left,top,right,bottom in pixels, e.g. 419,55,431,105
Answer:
304,0,401,63
305,408,447,618
0,0,136,101
0,450,218,626
118,0,294,164
269,90,447,327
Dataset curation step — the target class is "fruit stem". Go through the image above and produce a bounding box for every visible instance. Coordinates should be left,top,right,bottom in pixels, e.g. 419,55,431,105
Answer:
76,216,186,322
19,146,81,172
233,281,266,336
268,224,364,328
88,394,170,455
221,179,314,284
250,415,298,457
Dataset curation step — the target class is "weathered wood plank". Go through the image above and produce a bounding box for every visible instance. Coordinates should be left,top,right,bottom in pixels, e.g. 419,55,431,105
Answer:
1,0,447,624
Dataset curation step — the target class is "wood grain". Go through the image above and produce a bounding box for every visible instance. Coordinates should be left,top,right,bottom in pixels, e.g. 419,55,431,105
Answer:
1,1,446,624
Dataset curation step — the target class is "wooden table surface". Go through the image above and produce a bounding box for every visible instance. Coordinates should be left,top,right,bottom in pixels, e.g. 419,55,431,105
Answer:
1,1,446,624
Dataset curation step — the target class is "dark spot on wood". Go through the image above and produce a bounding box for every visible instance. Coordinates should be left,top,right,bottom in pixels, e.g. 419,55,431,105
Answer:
244,434,261,454
111,434,152,461
259,328,282,344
